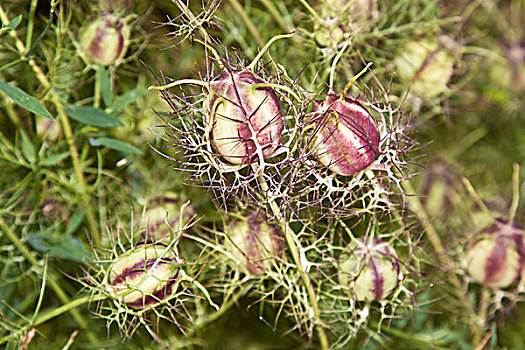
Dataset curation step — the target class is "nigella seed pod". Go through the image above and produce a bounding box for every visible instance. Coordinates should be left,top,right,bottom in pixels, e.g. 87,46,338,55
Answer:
312,94,380,176
207,70,283,164
106,244,181,309
466,220,525,288
79,14,129,66
338,238,399,301
394,39,455,98
224,211,285,275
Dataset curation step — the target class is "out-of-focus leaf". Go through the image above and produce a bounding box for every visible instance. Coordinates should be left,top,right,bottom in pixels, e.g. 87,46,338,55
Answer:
27,231,90,263
97,65,112,106
89,137,143,155
65,105,123,128
65,210,85,235
107,88,148,112
39,152,69,166
19,129,35,163
0,14,22,36
0,81,54,120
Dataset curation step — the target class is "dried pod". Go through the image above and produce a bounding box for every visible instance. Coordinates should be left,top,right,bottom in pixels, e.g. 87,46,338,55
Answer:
206,70,283,164
466,220,525,288
106,244,181,309
79,13,129,66
394,39,455,98
312,94,380,176
224,211,285,275
338,238,399,301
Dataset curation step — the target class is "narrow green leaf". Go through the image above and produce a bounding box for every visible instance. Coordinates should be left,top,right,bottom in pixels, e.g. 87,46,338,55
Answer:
27,231,90,263
65,210,85,235
107,88,148,112
39,151,69,166
0,14,22,35
65,105,123,128
19,129,36,163
89,137,143,155
97,65,112,106
0,81,54,120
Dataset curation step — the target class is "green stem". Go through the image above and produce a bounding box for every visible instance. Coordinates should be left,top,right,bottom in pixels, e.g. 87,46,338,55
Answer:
148,79,208,91
25,0,39,53
32,294,105,328
0,5,100,245
256,174,329,350
228,0,265,48
248,32,294,71
0,217,100,346
259,0,292,32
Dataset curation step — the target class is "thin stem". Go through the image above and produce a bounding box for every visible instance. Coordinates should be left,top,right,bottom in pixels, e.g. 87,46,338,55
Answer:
148,79,208,91
340,62,373,100
228,0,265,48
299,0,322,23
509,163,520,223
0,5,100,244
259,0,292,32
0,217,100,346
329,40,350,90
251,83,302,102
248,32,294,71
256,173,329,350
25,0,39,52
31,294,105,327
461,177,493,220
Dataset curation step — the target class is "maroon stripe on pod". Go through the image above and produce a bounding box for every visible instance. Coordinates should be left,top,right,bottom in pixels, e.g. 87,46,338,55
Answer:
125,277,178,308
110,257,179,286
369,257,384,301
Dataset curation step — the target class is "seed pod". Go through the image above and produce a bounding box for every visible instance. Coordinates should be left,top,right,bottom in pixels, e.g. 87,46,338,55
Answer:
141,194,194,241
394,39,454,98
79,14,129,66
207,70,283,164
338,238,399,301
466,220,525,288
106,244,181,309
224,211,285,275
312,94,380,176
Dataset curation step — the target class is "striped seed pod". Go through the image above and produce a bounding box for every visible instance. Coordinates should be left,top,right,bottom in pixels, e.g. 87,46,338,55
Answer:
141,194,194,241
466,220,525,288
106,244,181,309
207,70,283,164
224,211,285,275
338,238,399,301
394,39,455,98
312,94,380,176
79,13,129,66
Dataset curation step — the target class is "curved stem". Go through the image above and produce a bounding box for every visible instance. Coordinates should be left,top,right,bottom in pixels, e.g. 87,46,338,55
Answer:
248,32,294,71
509,163,520,223
148,79,208,91
256,173,329,350
340,62,373,100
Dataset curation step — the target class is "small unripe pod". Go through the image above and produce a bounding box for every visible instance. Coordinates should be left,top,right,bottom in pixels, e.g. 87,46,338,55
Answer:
106,244,180,308
141,194,194,241
394,39,454,98
207,70,283,164
466,220,525,288
338,238,399,301
224,211,285,275
312,94,380,176
79,14,129,66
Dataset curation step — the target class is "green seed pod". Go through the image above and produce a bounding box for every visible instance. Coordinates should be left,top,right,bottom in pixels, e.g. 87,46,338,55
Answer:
106,244,181,309
79,13,130,66
311,94,380,176
466,220,525,288
141,194,194,241
394,39,455,98
338,238,399,301
224,211,285,275
206,70,283,164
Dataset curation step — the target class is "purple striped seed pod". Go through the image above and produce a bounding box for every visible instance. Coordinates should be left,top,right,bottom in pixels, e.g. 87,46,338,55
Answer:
107,244,181,309
466,220,525,288
225,211,285,275
207,70,283,164
338,238,399,302
312,94,380,176
79,14,129,66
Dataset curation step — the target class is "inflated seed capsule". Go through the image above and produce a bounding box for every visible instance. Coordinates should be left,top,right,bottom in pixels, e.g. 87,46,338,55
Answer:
207,70,283,164
394,39,454,98
106,244,180,309
79,13,129,66
312,94,380,176
466,220,525,288
338,238,399,301
224,211,285,275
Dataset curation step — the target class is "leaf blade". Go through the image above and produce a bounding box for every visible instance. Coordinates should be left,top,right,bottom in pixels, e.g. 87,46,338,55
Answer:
0,81,54,120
